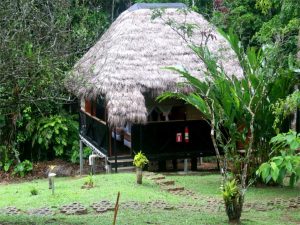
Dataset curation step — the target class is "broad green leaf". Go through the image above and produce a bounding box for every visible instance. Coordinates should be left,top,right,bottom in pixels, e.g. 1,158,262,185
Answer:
271,163,279,181
272,157,283,166
286,161,293,172
290,140,299,150
259,163,271,181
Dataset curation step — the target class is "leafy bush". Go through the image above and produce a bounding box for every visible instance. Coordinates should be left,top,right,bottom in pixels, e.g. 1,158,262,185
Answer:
28,114,79,161
32,115,69,156
257,131,300,187
133,151,149,169
272,91,300,131
70,146,92,164
13,160,33,177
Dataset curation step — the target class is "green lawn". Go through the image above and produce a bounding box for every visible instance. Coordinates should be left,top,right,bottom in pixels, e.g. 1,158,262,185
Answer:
0,173,299,225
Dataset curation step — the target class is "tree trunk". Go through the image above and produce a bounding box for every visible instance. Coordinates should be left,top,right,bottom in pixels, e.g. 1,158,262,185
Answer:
225,194,244,224
209,107,225,176
291,85,298,131
136,167,143,184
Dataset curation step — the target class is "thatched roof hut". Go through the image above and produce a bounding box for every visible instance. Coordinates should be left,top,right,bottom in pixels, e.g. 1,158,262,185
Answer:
66,3,243,127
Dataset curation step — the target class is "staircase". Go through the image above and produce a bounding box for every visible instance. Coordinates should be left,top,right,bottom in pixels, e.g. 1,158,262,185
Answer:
107,155,135,172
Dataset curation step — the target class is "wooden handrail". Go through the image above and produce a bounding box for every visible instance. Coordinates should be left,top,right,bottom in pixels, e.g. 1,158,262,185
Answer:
80,109,107,125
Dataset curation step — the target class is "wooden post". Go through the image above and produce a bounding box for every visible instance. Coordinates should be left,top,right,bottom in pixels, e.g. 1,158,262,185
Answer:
172,159,178,170
80,140,83,176
191,157,197,171
113,192,120,225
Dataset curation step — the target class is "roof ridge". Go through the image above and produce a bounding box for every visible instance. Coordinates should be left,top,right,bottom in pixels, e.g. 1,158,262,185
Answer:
128,3,187,12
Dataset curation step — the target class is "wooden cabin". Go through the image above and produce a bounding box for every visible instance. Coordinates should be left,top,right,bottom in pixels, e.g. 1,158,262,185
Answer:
66,3,243,172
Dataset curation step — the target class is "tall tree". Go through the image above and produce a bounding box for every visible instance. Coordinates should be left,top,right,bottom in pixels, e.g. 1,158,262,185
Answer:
0,0,109,163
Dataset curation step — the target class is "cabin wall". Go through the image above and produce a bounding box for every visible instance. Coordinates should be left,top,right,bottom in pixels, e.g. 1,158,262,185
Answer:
79,96,215,160
131,120,216,160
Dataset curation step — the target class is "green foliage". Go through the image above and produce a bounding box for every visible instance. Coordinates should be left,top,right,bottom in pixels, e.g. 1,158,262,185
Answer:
30,187,38,196
257,131,300,187
133,151,149,169
212,0,299,74
1,159,13,172
0,0,109,165
270,130,300,154
13,160,33,177
221,178,244,223
29,114,79,160
84,174,94,187
71,146,92,164
0,145,11,171
255,0,273,15
257,155,300,187
252,15,282,44
221,179,240,203
160,30,278,181
32,116,67,156
280,0,300,24
272,91,300,131
212,1,264,47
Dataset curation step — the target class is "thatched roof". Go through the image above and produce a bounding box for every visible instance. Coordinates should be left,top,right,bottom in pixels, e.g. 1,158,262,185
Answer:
66,3,243,127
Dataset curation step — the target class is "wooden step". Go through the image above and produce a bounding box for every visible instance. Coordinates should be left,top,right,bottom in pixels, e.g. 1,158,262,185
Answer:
107,158,133,164
108,155,132,160
107,156,134,171
110,166,135,173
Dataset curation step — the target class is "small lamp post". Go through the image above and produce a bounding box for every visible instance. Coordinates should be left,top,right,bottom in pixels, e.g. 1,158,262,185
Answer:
48,173,56,195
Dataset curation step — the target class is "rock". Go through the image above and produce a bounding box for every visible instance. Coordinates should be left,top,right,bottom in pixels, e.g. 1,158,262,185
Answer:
46,165,73,177
162,186,184,192
149,176,165,180
155,180,175,186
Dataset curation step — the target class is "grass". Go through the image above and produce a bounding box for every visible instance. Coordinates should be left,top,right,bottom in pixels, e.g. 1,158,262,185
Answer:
0,173,299,225
171,174,300,200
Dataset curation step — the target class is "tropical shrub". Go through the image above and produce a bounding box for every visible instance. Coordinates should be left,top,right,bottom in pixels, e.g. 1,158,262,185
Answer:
13,160,33,177
133,151,149,169
257,131,300,187
70,146,92,164
272,91,300,131
221,179,244,224
27,114,79,161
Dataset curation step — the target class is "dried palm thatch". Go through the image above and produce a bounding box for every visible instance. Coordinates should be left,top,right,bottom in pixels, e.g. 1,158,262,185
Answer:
65,4,243,127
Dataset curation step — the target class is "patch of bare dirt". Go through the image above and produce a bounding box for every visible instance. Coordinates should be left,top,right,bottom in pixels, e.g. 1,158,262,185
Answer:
0,159,79,184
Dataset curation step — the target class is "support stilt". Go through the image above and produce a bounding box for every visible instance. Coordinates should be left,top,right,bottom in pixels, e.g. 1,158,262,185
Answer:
184,159,188,173
80,140,83,176
114,128,117,173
